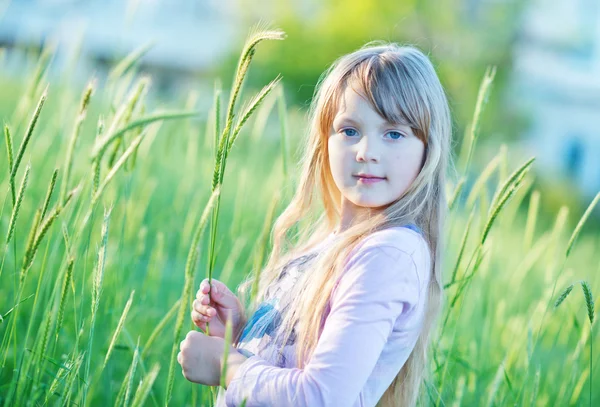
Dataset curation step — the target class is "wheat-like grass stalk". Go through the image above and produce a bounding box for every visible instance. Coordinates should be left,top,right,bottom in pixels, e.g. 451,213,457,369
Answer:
21,203,66,276
55,257,75,341
108,40,156,83
61,80,95,206
250,82,278,144
131,362,160,407
41,168,58,221
581,281,595,407
580,281,595,325
213,79,223,162
44,351,77,405
114,337,141,407
21,42,53,105
62,352,85,406
125,102,146,171
449,244,487,310
554,283,575,308
107,76,149,168
548,205,569,266
10,86,47,184
480,157,535,245
487,156,535,216
524,190,540,251
465,153,501,208
206,25,286,338
31,291,55,389
555,280,595,406
485,358,506,407
125,339,141,407
21,208,41,271
91,131,146,205
6,163,30,244
457,65,496,174
141,298,181,359
530,366,541,406
447,176,465,211
92,115,104,197
94,102,127,162
83,205,112,407
19,169,58,273
227,75,282,158
211,24,287,194
4,124,15,202
448,206,476,287
91,110,199,161
480,171,525,246
565,191,600,259
164,188,220,406
103,289,135,371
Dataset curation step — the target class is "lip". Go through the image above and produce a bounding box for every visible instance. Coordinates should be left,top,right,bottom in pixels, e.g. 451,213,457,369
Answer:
354,173,385,179
354,174,386,184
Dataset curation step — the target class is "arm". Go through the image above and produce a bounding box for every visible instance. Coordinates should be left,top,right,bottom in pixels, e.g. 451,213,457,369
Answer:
224,245,422,407
225,351,249,389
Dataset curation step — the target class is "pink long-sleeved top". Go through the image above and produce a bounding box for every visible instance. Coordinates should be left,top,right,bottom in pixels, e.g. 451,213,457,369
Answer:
216,224,431,407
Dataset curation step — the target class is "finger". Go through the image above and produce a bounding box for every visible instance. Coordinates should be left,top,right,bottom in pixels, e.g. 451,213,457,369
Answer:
192,315,207,330
200,278,229,297
195,291,210,302
192,310,210,324
177,351,182,365
193,300,215,316
200,278,218,292
207,282,239,309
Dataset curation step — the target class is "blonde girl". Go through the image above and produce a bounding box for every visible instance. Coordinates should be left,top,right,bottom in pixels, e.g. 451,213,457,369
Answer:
181,40,453,407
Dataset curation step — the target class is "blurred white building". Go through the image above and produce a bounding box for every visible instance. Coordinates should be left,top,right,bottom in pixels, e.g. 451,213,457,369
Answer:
0,0,243,101
509,0,600,200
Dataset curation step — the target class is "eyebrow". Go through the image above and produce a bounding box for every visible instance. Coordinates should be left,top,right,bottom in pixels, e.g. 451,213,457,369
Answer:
333,116,405,129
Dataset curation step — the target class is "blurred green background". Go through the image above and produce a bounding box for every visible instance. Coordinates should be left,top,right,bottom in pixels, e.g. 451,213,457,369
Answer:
1,0,599,406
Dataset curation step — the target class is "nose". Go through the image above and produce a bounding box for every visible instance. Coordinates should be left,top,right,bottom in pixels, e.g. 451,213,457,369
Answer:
356,135,380,163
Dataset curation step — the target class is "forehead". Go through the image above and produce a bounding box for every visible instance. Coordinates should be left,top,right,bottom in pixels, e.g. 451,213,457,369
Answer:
333,86,380,121
332,85,410,129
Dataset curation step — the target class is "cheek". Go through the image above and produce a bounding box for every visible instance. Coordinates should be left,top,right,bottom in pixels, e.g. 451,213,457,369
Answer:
390,149,424,181
328,139,346,170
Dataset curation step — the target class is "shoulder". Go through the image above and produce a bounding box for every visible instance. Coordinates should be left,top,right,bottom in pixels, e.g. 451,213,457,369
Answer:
344,226,431,290
350,226,430,264
329,226,430,315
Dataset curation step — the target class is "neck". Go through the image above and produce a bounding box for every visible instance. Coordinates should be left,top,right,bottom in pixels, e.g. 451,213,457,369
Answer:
337,198,380,234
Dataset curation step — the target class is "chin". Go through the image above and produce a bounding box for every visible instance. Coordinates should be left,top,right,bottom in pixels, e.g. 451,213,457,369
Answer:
350,198,391,209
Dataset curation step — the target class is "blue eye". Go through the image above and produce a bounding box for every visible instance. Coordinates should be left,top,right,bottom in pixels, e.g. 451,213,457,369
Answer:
339,128,405,140
387,131,405,140
341,128,358,137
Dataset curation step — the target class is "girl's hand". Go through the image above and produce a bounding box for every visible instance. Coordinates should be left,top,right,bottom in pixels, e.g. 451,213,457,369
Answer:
177,331,241,386
192,278,247,339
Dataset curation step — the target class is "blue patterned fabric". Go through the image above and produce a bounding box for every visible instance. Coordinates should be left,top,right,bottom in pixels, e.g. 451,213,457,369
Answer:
404,223,423,235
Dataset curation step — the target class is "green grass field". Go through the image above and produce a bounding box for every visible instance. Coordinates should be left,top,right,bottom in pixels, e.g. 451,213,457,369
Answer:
1,27,598,406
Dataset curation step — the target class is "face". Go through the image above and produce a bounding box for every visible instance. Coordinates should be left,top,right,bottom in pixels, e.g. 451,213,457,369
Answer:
328,84,426,227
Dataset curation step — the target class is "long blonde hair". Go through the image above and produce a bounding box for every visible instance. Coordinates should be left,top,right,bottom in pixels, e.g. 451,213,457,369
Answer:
235,41,454,406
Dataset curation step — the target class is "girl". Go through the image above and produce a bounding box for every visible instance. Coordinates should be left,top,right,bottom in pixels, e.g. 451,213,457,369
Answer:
179,40,453,406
